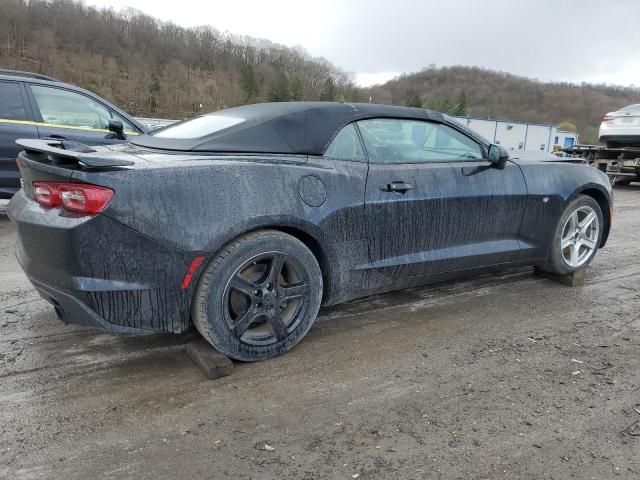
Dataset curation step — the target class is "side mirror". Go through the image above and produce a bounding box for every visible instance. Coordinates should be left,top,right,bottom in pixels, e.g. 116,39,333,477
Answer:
488,144,509,169
107,119,126,140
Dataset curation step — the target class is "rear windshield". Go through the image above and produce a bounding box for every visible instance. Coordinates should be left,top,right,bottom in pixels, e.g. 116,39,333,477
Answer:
620,104,640,112
152,114,244,139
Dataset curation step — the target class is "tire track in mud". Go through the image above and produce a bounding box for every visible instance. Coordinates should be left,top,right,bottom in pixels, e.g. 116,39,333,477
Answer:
0,268,554,380
2,258,637,389
2,220,639,383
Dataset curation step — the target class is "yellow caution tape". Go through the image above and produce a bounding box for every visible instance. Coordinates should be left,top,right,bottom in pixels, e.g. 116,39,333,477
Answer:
0,118,139,135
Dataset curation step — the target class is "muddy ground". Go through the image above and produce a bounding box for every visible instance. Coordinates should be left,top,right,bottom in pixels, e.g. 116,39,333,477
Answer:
0,189,639,480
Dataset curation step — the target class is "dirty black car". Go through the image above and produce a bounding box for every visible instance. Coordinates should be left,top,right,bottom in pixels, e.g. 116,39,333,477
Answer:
8,102,612,361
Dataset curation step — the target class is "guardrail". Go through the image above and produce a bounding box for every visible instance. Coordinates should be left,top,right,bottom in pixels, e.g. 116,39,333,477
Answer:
134,117,178,130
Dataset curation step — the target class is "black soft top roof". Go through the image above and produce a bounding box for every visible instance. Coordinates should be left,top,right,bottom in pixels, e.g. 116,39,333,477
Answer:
131,102,448,155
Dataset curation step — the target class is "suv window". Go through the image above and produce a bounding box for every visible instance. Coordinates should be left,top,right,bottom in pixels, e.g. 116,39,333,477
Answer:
0,82,27,120
31,85,112,130
357,118,484,163
324,123,365,161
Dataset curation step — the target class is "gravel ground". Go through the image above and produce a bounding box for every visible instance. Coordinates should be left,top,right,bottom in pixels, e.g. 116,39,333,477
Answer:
0,189,639,480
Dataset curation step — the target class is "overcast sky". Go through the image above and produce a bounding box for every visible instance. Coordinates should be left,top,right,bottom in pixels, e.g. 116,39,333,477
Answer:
85,0,640,87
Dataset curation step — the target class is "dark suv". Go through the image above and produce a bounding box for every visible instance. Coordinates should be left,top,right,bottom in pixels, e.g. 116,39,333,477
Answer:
0,69,149,199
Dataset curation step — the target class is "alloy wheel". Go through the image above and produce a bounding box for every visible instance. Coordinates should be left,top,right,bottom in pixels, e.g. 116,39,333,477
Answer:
222,252,310,346
560,206,599,268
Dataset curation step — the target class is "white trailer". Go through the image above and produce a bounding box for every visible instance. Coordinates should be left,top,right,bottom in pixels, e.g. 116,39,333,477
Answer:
451,116,578,153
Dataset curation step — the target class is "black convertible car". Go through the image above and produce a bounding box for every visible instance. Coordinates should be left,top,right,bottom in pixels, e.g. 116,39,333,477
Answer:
8,102,612,361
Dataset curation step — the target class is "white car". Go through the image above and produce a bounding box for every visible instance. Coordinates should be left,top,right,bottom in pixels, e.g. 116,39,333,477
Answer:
599,104,640,147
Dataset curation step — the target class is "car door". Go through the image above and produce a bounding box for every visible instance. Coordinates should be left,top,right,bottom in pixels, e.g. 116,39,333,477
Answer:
0,80,38,198
359,118,528,278
26,84,137,146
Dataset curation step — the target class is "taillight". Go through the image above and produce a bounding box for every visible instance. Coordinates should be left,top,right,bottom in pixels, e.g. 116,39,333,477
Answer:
32,182,114,214
602,113,615,123
33,182,63,207
59,184,114,213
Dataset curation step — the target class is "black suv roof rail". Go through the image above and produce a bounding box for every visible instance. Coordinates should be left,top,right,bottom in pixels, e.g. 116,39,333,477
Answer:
0,69,59,82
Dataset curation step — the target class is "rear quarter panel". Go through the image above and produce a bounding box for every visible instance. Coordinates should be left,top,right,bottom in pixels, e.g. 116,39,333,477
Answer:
71,154,370,302
76,155,367,250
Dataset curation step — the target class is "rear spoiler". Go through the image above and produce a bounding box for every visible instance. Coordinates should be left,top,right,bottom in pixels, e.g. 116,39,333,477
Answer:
16,139,135,167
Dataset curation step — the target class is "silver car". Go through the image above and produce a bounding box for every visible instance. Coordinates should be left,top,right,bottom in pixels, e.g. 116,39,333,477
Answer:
599,104,640,147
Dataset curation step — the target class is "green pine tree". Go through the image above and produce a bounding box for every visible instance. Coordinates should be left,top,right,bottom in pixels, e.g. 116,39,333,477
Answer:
343,87,362,102
290,77,303,101
240,65,259,103
319,77,337,101
425,96,452,113
451,92,468,116
439,97,452,113
404,95,423,108
148,74,161,113
268,72,291,102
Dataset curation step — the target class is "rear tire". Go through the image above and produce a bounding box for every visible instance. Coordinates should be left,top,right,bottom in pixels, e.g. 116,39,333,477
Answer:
192,230,323,361
539,195,603,276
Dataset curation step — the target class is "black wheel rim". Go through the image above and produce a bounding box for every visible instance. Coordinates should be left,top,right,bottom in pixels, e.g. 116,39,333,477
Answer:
222,251,310,346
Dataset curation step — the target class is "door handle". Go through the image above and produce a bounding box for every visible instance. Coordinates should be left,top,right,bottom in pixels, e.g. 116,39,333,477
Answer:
380,181,414,193
43,135,67,141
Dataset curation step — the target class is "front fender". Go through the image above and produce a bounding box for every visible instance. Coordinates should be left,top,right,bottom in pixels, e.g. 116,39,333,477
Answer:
573,182,613,247
517,162,612,254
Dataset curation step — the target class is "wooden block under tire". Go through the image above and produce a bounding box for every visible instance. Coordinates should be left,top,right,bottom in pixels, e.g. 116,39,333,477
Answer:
533,267,586,287
186,339,233,379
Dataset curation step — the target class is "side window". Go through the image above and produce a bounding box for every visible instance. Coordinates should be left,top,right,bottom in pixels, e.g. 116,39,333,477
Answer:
30,86,112,130
324,123,365,161
0,82,27,120
357,118,484,163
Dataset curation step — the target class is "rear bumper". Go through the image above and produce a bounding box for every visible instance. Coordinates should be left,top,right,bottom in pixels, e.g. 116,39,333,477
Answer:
8,190,198,333
598,133,640,145
29,277,150,333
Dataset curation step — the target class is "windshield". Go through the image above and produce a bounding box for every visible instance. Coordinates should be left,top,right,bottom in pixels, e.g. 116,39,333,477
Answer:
620,104,640,112
152,114,245,139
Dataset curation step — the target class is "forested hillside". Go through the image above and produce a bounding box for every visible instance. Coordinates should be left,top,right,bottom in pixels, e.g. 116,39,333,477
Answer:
365,66,640,143
2,1,639,143
0,0,359,118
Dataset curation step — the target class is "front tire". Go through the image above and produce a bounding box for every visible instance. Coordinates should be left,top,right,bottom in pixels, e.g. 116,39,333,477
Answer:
540,195,603,275
192,230,323,361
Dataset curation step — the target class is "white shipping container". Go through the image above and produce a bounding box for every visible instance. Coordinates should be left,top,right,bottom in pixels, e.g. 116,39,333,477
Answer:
526,125,552,152
451,116,578,153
